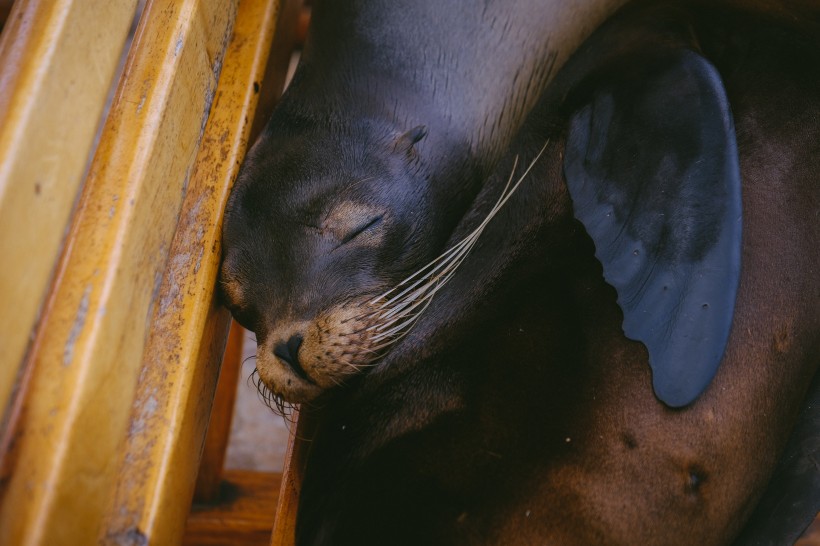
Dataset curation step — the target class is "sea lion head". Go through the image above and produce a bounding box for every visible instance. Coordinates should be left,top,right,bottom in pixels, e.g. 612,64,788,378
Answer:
220,112,479,404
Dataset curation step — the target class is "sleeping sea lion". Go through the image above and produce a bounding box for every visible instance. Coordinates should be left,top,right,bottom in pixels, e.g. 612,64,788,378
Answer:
219,0,820,544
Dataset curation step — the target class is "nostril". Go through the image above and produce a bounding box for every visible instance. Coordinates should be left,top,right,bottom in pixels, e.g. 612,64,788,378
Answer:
287,334,303,360
273,334,310,381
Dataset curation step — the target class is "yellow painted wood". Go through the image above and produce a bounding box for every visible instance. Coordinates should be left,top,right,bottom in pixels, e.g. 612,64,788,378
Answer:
0,0,238,543
0,0,138,430
101,1,281,542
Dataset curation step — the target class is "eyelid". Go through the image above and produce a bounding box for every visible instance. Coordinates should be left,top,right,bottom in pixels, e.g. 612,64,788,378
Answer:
322,201,385,239
340,214,384,244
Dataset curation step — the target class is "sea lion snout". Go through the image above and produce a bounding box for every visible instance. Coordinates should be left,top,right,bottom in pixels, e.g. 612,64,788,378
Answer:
256,320,322,403
256,300,388,403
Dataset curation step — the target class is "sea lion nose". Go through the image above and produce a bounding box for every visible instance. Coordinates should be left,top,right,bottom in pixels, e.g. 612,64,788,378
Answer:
273,334,308,379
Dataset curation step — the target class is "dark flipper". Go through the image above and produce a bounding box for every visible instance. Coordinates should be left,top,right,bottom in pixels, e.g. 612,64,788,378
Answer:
564,50,742,407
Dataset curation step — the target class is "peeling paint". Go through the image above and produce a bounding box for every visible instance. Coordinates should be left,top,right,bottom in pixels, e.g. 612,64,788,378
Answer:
157,252,190,318
104,526,148,546
145,395,158,415
129,393,159,437
63,285,92,366
194,245,204,274
200,82,216,135
175,35,184,57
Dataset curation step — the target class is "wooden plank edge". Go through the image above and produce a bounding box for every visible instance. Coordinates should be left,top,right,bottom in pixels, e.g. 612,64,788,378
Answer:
100,0,281,543
0,1,237,544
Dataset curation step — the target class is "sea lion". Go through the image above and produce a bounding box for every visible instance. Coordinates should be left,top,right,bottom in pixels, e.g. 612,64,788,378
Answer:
219,0,820,544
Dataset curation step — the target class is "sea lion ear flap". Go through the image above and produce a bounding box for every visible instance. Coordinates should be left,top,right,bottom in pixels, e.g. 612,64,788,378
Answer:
563,50,742,407
393,125,427,155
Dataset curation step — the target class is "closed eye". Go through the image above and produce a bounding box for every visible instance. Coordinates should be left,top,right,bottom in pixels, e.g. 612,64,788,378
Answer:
340,215,383,245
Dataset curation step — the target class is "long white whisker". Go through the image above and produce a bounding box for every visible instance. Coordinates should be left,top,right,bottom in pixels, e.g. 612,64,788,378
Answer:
371,235,476,307
378,249,472,318
373,294,437,338
376,221,485,313
369,154,526,307
371,298,435,345
370,308,413,333
366,141,549,350
372,258,470,343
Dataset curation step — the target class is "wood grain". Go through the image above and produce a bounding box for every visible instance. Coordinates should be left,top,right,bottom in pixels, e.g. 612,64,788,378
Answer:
0,0,237,543
185,469,281,546
0,0,138,434
100,0,281,544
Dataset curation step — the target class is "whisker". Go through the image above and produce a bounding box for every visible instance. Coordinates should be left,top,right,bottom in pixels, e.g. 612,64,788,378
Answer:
371,298,435,345
343,359,378,369
373,236,480,327
371,294,436,339
373,242,473,306
249,366,296,417
362,141,549,352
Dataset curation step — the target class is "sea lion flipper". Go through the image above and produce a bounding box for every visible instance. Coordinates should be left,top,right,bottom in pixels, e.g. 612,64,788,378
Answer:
563,50,742,408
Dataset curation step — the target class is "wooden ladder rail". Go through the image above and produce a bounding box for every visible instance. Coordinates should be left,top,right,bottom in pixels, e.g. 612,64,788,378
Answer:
0,0,300,543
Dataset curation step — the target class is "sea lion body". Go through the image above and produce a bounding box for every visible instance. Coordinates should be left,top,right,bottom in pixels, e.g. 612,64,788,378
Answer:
220,1,820,544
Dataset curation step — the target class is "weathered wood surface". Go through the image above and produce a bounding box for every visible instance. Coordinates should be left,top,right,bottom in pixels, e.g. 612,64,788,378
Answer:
100,0,282,543
194,0,302,506
0,0,242,542
0,0,138,432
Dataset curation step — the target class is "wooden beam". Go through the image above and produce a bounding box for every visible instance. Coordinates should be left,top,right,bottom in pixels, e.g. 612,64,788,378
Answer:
0,0,238,543
99,0,282,543
0,0,138,432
